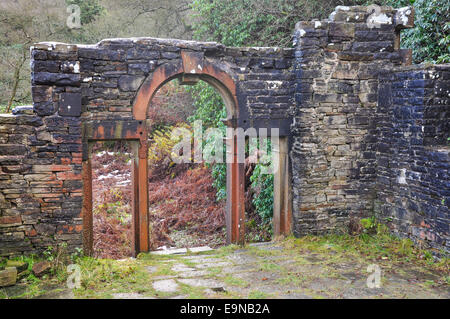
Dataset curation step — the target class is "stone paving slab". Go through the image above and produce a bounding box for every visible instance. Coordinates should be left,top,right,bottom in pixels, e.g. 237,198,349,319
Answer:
153,279,179,293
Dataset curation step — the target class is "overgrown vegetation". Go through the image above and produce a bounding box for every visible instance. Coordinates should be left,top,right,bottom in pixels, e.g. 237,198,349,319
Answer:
91,144,133,259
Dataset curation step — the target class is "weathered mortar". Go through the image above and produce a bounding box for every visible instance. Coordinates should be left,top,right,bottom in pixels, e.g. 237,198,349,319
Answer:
0,5,448,256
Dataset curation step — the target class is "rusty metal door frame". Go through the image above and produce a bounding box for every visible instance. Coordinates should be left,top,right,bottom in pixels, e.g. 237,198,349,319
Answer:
81,120,149,257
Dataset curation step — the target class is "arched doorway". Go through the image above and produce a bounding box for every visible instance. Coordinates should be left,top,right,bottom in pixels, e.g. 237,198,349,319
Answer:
130,51,245,254
81,50,292,257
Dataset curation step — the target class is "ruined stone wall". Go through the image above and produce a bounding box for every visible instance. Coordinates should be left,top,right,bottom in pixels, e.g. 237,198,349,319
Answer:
291,6,413,235
1,5,448,256
33,39,295,124
376,65,449,253
0,108,82,257
1,38,295,257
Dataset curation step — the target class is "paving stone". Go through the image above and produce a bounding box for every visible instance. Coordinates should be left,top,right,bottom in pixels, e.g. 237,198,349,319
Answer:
171,264,196,273
151,248,187,255
188,246,213,253
145,266,158,274
152,279,179,293
195,261,233,269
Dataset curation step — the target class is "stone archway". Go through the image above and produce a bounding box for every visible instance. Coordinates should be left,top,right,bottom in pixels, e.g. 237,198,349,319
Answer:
24,37,296,257
130,51,246,253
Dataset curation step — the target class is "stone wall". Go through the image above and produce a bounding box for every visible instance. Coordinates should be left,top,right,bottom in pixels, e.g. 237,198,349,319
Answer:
2,38,295,257
31,39,295,126
376,65,449,253
0,108,82,257
291,6,413,236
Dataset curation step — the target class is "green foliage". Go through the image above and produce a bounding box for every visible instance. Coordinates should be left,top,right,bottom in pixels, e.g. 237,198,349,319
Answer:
186,82,228,201
191,0,353,47
250,161,274,222
360,216,377,233
187,81,227,129
406,0,450,63
211,163,227,201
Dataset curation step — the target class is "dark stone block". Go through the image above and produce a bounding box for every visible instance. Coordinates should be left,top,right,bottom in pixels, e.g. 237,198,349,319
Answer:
32,72,80,86
59,93,82,117
126,48,160,60
34,101,57,116
118,75,145,92
0,145,27,156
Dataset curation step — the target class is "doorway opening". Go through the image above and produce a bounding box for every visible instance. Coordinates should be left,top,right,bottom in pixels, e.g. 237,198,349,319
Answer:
147,79,227,250
147,78,279,250
91,140,133,259
82,55,292,256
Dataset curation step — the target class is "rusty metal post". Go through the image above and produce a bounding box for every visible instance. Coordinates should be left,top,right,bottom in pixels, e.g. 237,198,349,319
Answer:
130,141,140,257
225,134,245,245
273,137,293,236
82,144,93,256
137,138,149,253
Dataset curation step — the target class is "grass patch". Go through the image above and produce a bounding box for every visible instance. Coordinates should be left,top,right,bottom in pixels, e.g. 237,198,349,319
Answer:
72,257,155,298
258,262,281,272
223,274,249,288
276,272,306,287
178,282,206,299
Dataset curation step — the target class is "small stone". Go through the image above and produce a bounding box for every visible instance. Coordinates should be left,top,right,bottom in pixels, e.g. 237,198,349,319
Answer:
32,261,51,277
6,260,28,273
0,267,17,287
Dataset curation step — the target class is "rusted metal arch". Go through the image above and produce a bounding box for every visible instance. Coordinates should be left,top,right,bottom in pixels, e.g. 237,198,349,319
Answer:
132,51,239,122
131,51,246,250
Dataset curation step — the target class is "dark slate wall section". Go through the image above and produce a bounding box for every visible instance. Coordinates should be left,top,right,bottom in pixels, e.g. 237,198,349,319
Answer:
376,65,450,254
